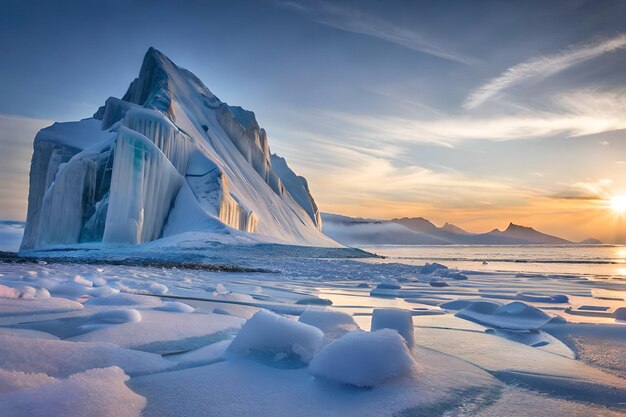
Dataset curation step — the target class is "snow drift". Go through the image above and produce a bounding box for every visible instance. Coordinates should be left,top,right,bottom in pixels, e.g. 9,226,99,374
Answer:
20,48,333,251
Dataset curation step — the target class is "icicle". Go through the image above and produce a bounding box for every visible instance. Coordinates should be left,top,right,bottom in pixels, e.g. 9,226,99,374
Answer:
103,127,183,244
123,107,193,174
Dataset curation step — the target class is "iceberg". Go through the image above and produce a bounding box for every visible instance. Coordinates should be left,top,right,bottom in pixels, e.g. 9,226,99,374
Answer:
20,47,336,252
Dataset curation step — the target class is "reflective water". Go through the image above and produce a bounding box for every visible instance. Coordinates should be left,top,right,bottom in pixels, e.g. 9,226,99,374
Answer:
360,245,626,278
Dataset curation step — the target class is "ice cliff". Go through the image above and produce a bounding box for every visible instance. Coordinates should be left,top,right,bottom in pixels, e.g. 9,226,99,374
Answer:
20,48,331,251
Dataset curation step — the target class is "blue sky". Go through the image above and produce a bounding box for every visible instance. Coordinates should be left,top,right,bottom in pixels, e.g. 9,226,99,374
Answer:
2,0,626,241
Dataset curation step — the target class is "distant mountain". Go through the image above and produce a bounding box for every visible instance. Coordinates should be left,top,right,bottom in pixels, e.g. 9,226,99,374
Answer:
484,223,571,245
322,213,582,246
440,222,469,235
321,214,448,245
579,238,603,244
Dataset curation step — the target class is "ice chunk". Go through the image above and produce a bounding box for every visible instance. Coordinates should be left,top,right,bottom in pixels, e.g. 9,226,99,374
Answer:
35,288,50,298
0,369,56,394
298,307,359,341
0,367,146,417
371,308,415,347
308,329,416,387
155,301,195,313
19,286,36,299
73,275,93,287
0,284,21,299
456,300,552,330
420,263,448,274
227,310,323,363
148,282,168,295
0,334,174,377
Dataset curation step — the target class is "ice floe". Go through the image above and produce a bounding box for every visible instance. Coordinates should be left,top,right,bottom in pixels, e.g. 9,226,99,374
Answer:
456,300,552,330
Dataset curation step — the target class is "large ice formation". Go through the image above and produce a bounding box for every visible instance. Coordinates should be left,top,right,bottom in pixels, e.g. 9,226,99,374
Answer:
20,48,333,251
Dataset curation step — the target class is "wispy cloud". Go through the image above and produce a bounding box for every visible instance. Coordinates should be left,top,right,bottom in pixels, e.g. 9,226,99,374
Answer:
310,88,626,145
464,33,626,109
281,1,476,65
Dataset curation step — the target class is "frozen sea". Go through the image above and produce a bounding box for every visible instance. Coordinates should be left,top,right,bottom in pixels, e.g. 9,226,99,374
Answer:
363,244,626,278
0,240,625,416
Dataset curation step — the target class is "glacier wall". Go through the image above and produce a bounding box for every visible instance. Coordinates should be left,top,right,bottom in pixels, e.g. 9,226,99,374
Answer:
271,154,323,230
216,104,282,195
103,127,183,244
185,151,258,233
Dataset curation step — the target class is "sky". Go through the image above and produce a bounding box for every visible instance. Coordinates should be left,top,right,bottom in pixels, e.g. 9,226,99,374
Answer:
1,0,626,242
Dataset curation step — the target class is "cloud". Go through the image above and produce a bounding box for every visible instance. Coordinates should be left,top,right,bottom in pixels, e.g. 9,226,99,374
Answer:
306,88,626,145
281,1,476,65
464,33,626,109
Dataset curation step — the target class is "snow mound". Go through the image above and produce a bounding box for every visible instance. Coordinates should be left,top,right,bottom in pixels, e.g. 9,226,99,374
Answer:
69,310,243,350
0,369,55,394
0,284,50,300
170,339,232,365
298,307,359,341
515,292,569,303
155,301,195,313
371,308,415,347
0,334,174,377
0,328,59,340
308,329,416,387
86,309,142,325
440,299,479,311
84,293,162,307
376,281,401,290
50,281,94,299
0,297,84,316
227,310,323,363
456,300,552,330
0,284,21,299
0,367,146,417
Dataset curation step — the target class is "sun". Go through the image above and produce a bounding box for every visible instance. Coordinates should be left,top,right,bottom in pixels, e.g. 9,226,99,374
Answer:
610,195,626,214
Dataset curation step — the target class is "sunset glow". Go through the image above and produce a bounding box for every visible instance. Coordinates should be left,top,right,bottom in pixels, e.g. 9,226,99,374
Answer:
611,195,626,214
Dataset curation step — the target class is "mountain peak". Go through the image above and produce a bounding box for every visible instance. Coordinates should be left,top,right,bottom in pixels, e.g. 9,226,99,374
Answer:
505,222,535,232
441,222,468,234
392,217,439,234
